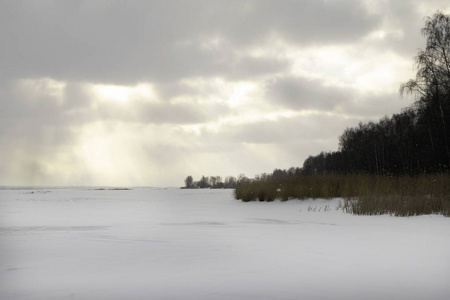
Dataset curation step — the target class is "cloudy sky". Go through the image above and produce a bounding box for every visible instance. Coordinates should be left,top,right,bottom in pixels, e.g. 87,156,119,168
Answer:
1,0,450,187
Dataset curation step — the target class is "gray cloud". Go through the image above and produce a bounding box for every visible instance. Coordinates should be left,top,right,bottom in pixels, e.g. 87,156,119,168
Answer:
338,92,410,120
241,0,380,45
360,0,450,56
215,55,290,81
1,0,380,85
266,75,413,119
0,82,225,143
0,83,70,145
103,100,228,125
266,76,350,111
224,114,356,145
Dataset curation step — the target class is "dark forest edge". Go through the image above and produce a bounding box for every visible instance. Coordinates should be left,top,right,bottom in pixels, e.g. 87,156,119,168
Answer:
234,12,450,217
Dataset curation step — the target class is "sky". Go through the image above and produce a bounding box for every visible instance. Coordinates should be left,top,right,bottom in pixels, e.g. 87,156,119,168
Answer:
1,0,450,187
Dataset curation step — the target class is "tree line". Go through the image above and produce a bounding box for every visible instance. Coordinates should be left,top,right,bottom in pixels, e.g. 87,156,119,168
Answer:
303,12,450,175
183,175,241,189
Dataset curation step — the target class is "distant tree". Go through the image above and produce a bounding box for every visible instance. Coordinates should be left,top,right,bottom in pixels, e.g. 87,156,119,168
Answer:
210,176,218,188
198,176,210,188
214,176,223,188
224,176,237,188
184,175,194,188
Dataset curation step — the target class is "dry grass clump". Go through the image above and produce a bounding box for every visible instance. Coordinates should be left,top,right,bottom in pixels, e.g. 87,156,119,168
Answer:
345,194,449,217
234,179,277,202
234,174,450,217
345,174,450,217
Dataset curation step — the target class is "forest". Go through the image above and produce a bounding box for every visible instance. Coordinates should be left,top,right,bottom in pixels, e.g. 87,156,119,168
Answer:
304,12,450,175
233,12,450,216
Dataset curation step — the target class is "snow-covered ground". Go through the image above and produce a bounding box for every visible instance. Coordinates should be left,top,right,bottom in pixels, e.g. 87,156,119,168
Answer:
1,187,449,300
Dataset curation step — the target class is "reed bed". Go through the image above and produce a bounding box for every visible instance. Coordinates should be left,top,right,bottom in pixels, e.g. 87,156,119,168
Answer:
234,174,450,217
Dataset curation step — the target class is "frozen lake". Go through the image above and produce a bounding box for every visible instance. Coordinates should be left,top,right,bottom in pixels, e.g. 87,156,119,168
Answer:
1,187,449,300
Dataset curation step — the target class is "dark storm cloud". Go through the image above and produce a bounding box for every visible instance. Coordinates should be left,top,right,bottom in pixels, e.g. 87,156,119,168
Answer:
0,0,379,84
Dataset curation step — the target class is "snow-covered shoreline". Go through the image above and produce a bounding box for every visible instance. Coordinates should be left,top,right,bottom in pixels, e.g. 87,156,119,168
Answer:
1,188,449,299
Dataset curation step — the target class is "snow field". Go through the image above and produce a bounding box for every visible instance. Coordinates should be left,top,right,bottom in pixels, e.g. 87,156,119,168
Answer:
1,188,449,299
